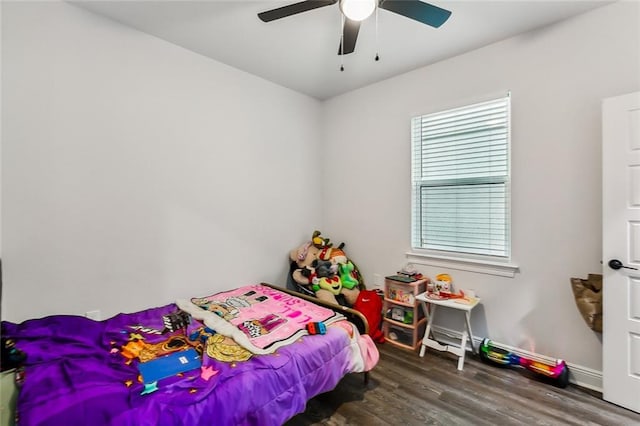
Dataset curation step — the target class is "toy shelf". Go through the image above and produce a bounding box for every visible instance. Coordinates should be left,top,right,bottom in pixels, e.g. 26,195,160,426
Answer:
382,298,414,308
382,277,427,351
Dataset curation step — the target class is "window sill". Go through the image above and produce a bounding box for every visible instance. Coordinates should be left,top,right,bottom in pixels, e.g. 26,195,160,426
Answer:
405,251,519,278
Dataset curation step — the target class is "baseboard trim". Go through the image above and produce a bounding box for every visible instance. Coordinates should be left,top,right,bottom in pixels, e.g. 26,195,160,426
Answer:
565,363,603,392
429,325,603,392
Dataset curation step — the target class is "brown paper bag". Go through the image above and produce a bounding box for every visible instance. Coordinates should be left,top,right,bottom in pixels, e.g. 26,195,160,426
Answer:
570,274,602,333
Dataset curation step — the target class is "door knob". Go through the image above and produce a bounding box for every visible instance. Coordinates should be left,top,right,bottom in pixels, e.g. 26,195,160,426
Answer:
608,259,638,270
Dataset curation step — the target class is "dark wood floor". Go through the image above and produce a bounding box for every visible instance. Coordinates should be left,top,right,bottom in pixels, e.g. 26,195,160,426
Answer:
286,343,640,426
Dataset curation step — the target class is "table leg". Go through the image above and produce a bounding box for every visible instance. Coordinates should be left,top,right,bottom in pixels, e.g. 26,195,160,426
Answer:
419,304,437,358
464,311,476,354
419,300,430,324
457,329,468,371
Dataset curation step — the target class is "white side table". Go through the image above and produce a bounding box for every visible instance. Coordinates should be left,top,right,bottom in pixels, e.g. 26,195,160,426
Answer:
415,292,481,371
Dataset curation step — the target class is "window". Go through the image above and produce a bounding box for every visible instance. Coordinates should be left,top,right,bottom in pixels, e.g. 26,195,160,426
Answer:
411,95,510,259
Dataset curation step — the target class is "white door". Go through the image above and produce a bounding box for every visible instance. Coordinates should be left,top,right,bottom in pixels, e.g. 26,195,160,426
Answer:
602,91,640,413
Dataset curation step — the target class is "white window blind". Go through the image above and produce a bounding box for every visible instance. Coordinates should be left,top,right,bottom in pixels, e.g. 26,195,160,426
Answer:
411,96,511,258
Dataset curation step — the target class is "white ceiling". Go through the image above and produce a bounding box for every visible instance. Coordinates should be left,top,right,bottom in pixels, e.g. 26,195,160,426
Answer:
72,0,611,100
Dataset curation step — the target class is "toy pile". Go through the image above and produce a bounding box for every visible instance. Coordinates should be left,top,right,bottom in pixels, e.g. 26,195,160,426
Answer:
288,231,386,343
423,273,478,305
289,230,363,307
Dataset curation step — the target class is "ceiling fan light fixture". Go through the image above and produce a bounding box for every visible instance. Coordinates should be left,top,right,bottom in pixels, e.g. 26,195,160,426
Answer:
339,0,376,22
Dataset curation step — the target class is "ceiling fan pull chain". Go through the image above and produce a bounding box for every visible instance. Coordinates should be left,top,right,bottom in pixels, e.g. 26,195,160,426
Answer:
375,4,380,61
340,13,345,71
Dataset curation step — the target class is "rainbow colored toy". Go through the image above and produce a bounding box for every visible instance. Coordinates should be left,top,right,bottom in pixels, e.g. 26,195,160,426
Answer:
479,338,569,388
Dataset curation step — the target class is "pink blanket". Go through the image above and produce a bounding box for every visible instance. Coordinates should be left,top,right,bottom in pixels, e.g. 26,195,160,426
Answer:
187,284,345,352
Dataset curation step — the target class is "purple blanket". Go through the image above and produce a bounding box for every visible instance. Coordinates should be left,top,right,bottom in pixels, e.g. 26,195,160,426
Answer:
2,291,365,425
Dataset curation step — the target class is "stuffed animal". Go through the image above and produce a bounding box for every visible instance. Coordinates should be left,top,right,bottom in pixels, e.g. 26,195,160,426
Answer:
317,244,348,265
338,261,359,290
313,276,343,295
311,230,332,249
290,242,320,269
313,259,337,277
315,279,359,307
337,287,360,306
290,242,320,288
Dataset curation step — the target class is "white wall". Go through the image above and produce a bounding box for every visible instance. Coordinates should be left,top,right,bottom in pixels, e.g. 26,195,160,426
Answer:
1,2,322,322
322,1,640,372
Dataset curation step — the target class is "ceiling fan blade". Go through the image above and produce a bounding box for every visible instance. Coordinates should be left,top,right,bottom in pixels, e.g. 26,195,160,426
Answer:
338,18,360,55
379,0,451,28
258,0,337,22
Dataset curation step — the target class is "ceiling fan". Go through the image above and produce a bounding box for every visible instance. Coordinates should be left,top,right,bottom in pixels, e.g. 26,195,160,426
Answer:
258,0,452,55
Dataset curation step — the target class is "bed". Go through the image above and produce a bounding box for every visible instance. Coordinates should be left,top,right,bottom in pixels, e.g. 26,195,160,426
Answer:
1,283,378,426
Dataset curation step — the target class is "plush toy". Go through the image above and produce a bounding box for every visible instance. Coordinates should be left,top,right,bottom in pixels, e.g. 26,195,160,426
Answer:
313,276,360,307
338,261,359,290
336,286,360,306
311,230,332,249
290,242,320,288
318,244,348,265
290,242,320,269
313,276,342,295
313,259,337,277
299,266,315,280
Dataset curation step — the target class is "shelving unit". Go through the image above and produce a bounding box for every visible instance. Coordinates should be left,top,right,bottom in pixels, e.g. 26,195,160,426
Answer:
382,277,427,351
